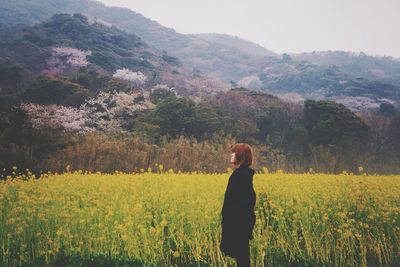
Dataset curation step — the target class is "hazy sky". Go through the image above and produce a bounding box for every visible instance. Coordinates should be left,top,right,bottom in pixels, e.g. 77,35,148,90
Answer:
98,0,400,58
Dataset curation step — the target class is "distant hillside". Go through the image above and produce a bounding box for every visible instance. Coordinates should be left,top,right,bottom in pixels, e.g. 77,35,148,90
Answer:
0,0,277,82
195,33,276,58
209,54,400,111
0,0,399,111
174,33,277,83
0,13,152,76
291,51,400,87
0,13,227,102
0,0,191,53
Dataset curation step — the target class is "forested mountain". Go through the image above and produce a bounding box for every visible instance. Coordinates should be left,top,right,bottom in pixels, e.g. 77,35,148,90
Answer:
291,51,400,87
255,55,400,110
0,0,275,79
0,13,227,106
1,0,399,111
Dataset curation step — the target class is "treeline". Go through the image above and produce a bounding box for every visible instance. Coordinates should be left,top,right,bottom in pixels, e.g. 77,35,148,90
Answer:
1,87,400,177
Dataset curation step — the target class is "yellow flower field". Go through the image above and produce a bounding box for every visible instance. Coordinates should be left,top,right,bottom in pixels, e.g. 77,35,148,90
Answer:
1,170,399,266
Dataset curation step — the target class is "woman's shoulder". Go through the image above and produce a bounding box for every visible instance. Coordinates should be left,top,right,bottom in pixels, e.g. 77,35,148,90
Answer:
237,164,255,174
231,165,255,184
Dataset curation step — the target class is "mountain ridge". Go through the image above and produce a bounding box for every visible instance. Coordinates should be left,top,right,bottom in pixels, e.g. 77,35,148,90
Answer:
0,0,399,111
291,50,400,87
0,13,228,103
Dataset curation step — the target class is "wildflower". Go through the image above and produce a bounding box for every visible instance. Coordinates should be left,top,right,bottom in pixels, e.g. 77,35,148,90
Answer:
149,227,156,234
343,230,353,239
262,167,269,174
358,166,364,174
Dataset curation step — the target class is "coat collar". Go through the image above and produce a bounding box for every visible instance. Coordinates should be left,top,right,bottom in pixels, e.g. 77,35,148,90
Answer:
237,163,249,170
234,164,254,174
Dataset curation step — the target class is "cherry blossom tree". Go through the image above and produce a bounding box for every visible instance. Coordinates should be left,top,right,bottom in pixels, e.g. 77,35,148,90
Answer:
43,47,92,75
113,68,147,87
19,103,95,132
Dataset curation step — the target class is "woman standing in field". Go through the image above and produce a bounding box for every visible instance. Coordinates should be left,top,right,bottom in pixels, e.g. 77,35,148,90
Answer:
220,143,256,267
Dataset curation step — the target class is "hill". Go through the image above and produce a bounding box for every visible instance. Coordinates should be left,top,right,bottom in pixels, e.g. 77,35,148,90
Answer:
0,0,399,111
291,51,400,87
0,0,276,82
0,13,227,104
255,55,400,110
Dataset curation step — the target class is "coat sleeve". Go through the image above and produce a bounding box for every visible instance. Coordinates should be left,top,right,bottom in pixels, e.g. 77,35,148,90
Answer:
235,177,256,239
221,172,238,223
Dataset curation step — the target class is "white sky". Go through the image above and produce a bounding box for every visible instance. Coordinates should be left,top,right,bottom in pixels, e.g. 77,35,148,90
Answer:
98,0,400,58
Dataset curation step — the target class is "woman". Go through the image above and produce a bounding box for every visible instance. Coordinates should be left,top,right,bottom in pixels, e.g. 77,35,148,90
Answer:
220,143,256,267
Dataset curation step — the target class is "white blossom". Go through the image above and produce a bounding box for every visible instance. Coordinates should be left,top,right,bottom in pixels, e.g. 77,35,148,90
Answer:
43,47,92,75
20,103,95,133
276,92,305,103
52,47,92,67
87,16,113,28
333,96,385,111
113,68,147,86
84,90,154,118
237,75,261,89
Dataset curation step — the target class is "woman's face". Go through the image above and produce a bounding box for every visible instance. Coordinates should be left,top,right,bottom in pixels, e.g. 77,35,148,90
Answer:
230,152,236,164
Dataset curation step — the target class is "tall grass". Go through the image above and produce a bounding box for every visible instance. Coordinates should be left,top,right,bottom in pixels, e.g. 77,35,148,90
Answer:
1,170,399,266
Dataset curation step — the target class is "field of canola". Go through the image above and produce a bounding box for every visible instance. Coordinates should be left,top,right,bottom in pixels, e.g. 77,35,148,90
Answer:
1,169,400,267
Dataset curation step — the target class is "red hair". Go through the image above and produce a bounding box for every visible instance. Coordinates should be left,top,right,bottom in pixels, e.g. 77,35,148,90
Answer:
231,143,253,166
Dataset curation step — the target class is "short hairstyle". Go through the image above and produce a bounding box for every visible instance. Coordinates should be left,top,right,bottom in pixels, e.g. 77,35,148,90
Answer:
231,143,253,166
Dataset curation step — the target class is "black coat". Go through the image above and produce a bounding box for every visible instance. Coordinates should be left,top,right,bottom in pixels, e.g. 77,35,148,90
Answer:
220,164,256,258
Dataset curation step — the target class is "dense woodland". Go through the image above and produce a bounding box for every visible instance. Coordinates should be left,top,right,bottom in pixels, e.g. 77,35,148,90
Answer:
1,13,400,177
1,86,400,177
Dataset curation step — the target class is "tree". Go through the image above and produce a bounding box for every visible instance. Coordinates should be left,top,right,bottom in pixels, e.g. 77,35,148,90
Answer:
145,97,195,138
149,87,176,104
0,61,25,95
193,102,221,139
282,53,292,62
21,76,91,107
377,102,399,117
0,106,69,176
385,116,400,155
303,99,371,172
304,99,370,146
